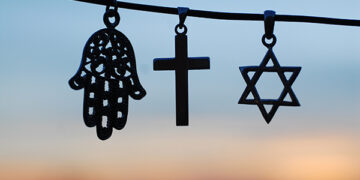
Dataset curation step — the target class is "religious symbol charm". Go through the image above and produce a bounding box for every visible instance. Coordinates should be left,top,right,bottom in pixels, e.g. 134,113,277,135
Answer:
154,7,210,126
69,3,146,140
238,10,301,123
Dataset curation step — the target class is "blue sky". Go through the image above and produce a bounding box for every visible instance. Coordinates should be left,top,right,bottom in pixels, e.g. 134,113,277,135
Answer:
1,0,359,128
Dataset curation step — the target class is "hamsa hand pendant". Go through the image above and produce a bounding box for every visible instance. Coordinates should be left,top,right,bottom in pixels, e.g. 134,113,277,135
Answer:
69,27,146,140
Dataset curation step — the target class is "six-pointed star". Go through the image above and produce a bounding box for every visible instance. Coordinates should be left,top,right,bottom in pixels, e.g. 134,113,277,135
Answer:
238,49,301,123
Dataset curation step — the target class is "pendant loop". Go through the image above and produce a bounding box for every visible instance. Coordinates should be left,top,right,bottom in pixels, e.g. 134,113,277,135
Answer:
104,0,120,28
262,34,277,48
175,24,188,35
264,10,276,39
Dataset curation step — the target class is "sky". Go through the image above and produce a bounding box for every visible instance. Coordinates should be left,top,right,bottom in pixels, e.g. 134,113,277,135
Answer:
0,0,360,180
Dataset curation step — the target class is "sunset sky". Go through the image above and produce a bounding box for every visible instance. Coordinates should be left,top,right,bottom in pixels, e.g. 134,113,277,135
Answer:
0,0,360,180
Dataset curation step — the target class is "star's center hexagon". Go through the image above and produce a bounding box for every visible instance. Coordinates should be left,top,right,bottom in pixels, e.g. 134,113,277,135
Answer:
253,71,284,100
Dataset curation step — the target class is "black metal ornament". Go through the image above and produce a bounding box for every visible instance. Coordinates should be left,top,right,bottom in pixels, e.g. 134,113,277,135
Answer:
238,10,301,123
153,7,210,126
69,3,146,140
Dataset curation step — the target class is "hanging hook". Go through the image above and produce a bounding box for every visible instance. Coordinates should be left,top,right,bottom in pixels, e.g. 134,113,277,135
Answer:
106,0,118,12
175,7,189,35
178,7,189,28
264,10,276,39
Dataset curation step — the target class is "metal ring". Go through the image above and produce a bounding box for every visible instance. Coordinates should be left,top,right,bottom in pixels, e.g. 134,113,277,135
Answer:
103,9,120,28
262,34,277,48
175,24,188,35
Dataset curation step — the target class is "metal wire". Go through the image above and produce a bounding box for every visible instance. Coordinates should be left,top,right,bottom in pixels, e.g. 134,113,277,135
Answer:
75,0,360,27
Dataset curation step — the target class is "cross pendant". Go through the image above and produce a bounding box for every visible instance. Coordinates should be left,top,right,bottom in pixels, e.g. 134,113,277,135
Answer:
154,33,210,126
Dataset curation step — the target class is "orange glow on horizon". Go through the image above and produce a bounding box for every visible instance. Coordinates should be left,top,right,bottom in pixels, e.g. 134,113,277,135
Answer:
1,133,359,180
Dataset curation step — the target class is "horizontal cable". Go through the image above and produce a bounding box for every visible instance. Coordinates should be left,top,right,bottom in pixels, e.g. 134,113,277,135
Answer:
75,0,360,27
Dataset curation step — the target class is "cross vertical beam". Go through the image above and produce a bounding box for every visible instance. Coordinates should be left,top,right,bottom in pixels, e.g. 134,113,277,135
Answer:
154,33,210,126
175,34,189,126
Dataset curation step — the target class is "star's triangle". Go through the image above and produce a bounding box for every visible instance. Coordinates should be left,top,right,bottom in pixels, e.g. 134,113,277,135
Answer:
284,93,292,102
238,87,259,105
248,71,255,79
265,59,274,67
239,90,260,105
279,67,301,85
260,50,281,69
259,50,272,68
257,102,279,124
280,89,300,106
284,71,293,81
238,67,262,105
264,104,272,114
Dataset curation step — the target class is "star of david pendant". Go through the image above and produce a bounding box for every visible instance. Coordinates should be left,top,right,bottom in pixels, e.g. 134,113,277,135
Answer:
69,5,146,140
238,10,301,123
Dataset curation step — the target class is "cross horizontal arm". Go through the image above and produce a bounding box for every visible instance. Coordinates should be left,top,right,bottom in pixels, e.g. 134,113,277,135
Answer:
188,57,210,70
75,0,360,27
154,58,175,70
153,57,210,71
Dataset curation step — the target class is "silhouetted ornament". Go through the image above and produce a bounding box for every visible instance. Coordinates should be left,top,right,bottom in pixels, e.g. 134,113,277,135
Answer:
238,10,301,123
69,4,146,140
154,7,210,126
